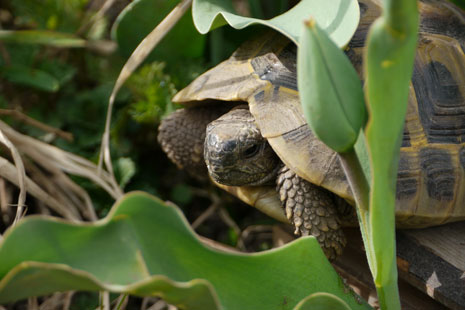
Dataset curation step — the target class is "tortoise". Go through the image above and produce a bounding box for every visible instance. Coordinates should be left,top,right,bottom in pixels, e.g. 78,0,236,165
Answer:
158,0,465,259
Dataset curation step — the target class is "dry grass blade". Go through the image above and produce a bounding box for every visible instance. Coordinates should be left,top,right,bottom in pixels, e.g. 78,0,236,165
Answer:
0,178,13,223
145,300,168,310
0,156,80,220
0,129,26,225
99,0,192,181
37,292,74,310
28,297,39,310
0,119,125,221
0,120,122,199
24,161,86,221
0,109,73,142
97,291,110,310
77,0,118,35
62,291,74,310
111,294,128,310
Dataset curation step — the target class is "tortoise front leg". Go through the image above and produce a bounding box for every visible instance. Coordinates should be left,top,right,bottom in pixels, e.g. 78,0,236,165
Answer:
276,166,347,260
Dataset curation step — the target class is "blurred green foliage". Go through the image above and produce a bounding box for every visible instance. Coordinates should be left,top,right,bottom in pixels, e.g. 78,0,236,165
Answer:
11,0,87,32
0,0,208,217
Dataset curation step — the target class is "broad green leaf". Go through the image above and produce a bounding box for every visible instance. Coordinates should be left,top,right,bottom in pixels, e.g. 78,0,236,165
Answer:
193,0,360,47
0,192,370,310
294,292,353,310
112,0,205,62
298,19,366,153
0,65,60,92
364,0,419,309
0,30,86,48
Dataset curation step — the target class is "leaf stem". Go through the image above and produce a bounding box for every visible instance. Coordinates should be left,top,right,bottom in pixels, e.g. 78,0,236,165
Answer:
338,148,375,280
339,148,369,214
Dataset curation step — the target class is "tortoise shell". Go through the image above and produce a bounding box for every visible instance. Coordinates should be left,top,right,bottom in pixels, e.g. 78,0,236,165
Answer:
173,0,465,228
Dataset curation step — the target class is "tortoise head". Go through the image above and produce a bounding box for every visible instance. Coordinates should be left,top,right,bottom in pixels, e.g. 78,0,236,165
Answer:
204,108,280,186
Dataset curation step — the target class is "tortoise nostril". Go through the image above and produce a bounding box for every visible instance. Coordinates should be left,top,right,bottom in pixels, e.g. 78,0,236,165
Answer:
244,144,260,158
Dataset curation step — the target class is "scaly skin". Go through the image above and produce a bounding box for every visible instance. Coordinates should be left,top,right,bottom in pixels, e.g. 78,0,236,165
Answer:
158,106,228,180
276,166,346,260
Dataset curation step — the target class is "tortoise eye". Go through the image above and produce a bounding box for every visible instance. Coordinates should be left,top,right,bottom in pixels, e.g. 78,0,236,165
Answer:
244,144,260,158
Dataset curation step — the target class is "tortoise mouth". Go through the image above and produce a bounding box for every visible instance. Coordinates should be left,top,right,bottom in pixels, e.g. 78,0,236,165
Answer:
209,169,262,186
208,164,280,187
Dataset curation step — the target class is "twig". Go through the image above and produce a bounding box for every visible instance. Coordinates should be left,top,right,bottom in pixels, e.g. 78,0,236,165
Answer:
199,236,240,254
217,207,245,250
240,225,273,242
191,202,219,229
0,109,73,142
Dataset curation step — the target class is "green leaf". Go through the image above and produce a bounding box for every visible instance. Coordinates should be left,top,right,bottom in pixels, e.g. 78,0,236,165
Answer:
298,19,366,153
1,65,60,92
0,192,370,310
0,30,86,48
294,292,353,310
363,0,419,308
193,0,360,47
116,157,136,189
112,0,205,61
